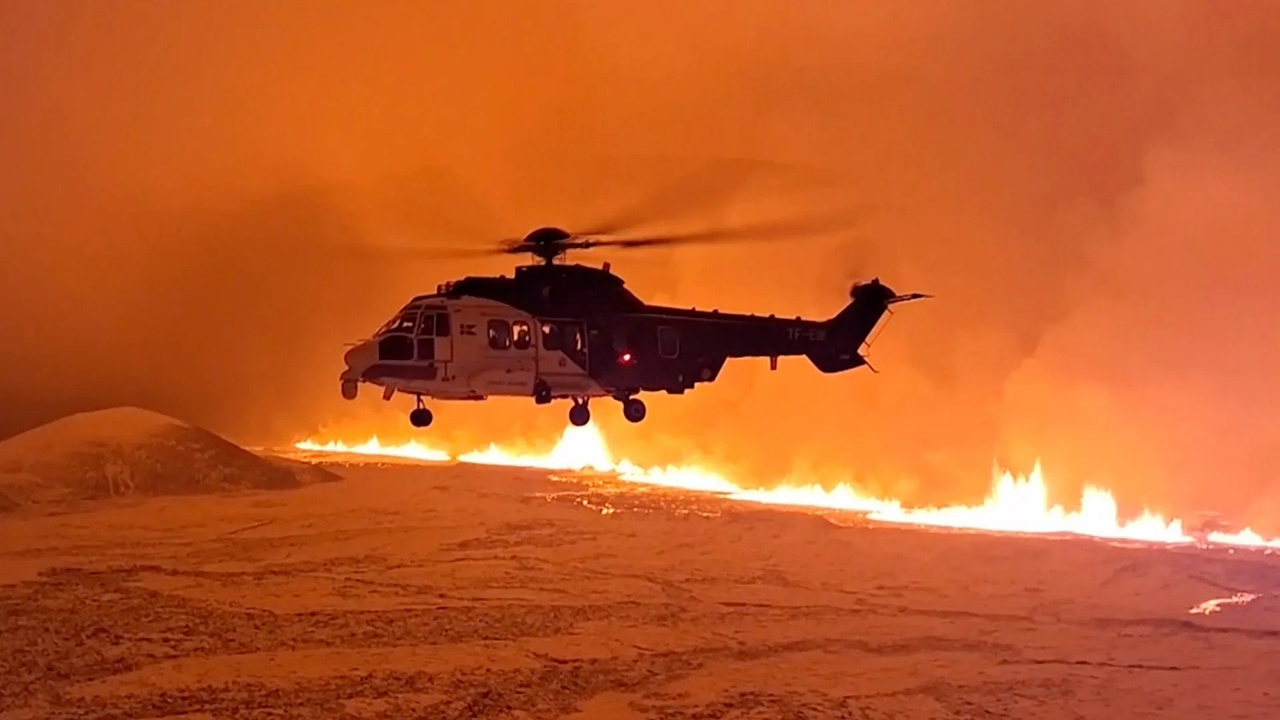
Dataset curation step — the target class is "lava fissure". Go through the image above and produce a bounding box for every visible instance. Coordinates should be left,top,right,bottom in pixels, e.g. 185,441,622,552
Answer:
295,424,1280,551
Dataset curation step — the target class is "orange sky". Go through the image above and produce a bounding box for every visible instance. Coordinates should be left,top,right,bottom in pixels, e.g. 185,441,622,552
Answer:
3,2,1279,528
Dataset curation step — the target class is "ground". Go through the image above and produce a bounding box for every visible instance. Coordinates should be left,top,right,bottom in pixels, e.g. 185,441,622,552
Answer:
2,459,1278,719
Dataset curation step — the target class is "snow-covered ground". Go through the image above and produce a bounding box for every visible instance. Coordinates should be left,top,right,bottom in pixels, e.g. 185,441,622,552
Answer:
1,459,1277,719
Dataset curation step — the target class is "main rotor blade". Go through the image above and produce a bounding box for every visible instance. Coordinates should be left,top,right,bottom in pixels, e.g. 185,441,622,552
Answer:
579,211,861,250
331,244,509,261
500,239,596,255
578,157,841,237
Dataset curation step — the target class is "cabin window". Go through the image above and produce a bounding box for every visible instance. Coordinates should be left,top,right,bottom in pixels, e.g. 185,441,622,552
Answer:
657,326,680,358
563,324,584,353
416,313,436,337
436,312,451,337
512,321,532,350
541,322,561,351
488,319,511,350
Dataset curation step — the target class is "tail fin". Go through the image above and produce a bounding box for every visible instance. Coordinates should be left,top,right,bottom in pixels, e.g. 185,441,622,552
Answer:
806,278,928,373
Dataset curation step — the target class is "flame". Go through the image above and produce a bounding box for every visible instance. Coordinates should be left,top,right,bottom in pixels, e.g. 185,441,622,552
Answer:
459,424,613,472
293,436,450,463
294,424,1280,550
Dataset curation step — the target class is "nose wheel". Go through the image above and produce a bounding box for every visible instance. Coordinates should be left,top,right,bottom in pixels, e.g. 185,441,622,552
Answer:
621,397,647,424
568,399,591,427
409,396,433,428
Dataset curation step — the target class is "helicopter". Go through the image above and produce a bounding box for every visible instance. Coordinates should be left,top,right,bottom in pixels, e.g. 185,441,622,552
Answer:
339,225,928,428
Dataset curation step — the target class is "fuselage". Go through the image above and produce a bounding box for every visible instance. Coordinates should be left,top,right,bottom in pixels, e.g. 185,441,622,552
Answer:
340,263,907,407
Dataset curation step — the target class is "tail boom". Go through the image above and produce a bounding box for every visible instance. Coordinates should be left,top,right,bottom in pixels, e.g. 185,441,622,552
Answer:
807,278,927,374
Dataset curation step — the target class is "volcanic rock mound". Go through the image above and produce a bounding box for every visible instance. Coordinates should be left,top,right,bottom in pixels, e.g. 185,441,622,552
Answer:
0,407,335,509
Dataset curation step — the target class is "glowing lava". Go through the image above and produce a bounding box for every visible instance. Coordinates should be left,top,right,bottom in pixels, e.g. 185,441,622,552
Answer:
295,424,1280,550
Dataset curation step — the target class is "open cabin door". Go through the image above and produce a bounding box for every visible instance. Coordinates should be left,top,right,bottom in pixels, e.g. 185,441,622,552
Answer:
535,318,589,385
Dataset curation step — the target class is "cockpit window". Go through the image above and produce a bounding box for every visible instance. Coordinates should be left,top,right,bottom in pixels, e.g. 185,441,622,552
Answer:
379,312,418,336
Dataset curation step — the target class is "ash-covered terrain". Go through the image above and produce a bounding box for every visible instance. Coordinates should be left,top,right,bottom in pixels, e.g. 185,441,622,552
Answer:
1,415,1279,719
0,408,336,512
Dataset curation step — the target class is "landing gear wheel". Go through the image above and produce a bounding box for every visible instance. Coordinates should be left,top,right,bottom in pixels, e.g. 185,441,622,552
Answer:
622,398,647,423
568,402,591,427
409,396,433,428
533,380,552,405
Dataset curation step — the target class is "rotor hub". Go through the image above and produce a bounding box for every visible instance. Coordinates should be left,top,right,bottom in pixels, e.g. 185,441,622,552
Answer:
512,226,575,264
523,226,571,245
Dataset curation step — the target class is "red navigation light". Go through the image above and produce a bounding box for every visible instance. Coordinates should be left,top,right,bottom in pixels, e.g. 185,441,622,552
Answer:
619,351,634,364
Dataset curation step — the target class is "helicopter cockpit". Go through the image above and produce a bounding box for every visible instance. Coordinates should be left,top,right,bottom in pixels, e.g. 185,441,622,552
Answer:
369,302,453,364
